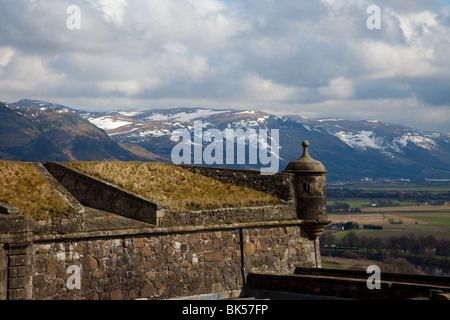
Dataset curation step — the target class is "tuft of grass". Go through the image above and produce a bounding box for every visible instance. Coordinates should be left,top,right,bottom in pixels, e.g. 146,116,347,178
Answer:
0,161,73,218
321,260,346,270
67,161,280,211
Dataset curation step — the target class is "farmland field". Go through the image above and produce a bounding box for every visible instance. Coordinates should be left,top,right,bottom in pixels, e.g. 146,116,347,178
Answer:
322,184,450,276
327,205,450,239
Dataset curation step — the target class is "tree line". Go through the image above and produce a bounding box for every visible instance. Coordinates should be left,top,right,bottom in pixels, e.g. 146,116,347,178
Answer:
320,231,450,258
327,201,361,212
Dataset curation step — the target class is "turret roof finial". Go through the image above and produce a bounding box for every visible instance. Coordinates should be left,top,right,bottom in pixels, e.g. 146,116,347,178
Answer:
301,141,310,158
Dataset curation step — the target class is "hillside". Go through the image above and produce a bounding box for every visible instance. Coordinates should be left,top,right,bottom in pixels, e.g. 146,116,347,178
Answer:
2,100,161,162
0,102,67,161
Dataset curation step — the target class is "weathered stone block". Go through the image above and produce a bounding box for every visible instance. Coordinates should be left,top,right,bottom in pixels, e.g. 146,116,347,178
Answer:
7,288,26,300
110,289,123,300
82,256,98,270
204,251,222,262
33,274,46,288
9,255,27,267
8,277,26,289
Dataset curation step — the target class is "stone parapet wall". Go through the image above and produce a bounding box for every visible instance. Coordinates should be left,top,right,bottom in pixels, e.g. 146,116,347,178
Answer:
31,220,315,300
180,165,294,201
247,268,450,300
158,204,295,228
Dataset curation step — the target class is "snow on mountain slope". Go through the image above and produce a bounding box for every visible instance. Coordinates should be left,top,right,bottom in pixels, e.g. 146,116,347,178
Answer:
304,118,441,153
88,116,134,131
45,104,450,179
330,129,439,152
332,130,386,151
80,108,276,140
393,133,438,151
82,107,444,154
141,108,232,122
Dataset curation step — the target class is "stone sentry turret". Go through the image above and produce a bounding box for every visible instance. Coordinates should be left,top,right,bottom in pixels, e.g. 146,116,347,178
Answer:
284,141,330,240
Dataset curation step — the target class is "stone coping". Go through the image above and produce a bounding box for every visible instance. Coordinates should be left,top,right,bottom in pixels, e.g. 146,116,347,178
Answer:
33,219,311,242
247,271,450,300
45,162,164,210
0,202,20,215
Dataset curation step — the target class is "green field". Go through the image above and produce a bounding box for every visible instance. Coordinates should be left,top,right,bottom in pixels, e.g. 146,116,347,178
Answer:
327,198,415,209
409,214,450,225
321,260,345,270
328,183,450,192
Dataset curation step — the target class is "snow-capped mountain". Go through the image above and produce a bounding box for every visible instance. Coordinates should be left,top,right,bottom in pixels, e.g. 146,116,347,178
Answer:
2,99,449,180
301,118,441,153
80,107,450,181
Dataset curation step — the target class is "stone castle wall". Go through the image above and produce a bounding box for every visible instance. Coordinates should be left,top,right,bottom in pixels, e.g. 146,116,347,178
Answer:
0,162,321,300
32,221,316,300
158,205,295,228
180,165,295,202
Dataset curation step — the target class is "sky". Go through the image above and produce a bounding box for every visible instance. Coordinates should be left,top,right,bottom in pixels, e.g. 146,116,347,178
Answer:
1,0,450,133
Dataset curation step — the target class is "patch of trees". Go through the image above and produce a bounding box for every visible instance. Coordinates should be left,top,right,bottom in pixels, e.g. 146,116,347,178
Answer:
327,201,361,213
370,199,395,207
328,222,382,231
388,218,403,225
363,224,383,230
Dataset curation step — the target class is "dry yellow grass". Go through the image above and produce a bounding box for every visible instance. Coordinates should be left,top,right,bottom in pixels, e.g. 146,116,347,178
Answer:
67,161,279,211
328,212,428,226
0,161,73,218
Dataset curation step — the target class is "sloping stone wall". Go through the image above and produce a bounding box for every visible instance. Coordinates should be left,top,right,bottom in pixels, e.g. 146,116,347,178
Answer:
44,163,163,225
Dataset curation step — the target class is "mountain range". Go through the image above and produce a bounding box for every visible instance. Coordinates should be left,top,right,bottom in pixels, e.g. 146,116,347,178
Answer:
2,99,450,181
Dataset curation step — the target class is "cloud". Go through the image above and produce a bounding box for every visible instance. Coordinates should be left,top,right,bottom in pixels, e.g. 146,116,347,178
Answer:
86,0,128,25
0,0,450,132
319,77,355,100
0,47,15,67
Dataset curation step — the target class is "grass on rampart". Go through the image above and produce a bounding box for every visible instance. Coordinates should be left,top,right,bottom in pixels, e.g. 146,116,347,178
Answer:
67,161,280,211
0,161,73,218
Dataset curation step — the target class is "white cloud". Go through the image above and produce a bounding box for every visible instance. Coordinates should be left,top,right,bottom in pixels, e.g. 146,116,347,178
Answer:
396,10,439,43
319,77,355,100
87,0,128,25
1,0,450,132
0,47,15,67
99,80,142,96
0,54,65,100
240,73,299,102
188,0,226,17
